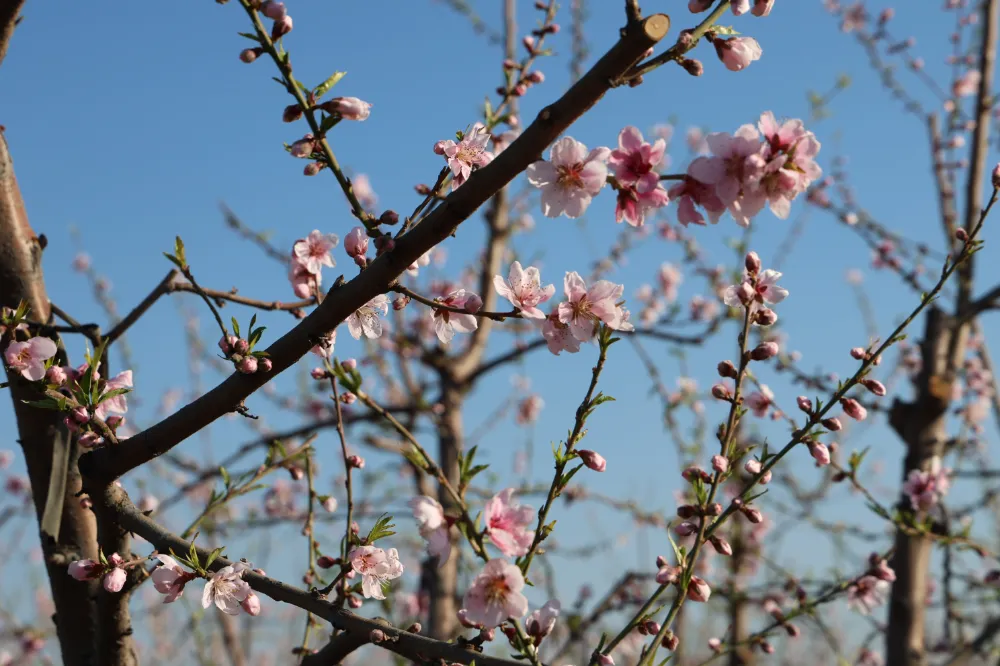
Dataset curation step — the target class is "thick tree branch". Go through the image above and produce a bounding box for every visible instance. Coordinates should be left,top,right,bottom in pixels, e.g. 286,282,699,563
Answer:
100,484,531,666
0,0,25,69
79,12,670,484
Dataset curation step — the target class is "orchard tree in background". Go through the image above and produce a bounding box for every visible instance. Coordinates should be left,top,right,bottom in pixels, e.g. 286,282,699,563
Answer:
0,0,999,665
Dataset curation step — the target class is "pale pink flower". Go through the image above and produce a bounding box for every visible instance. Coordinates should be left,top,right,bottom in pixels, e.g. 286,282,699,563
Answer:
541,314,582,355
103,553,126,593
526,137,611,218
4,337,57,381
438,123,494,189
484,488,535,557
714,37,762,72
202,565,251,615
289,261,321,298
151,554,194,603
460,559,529,628
953,70,981,98
658,263,683,303
324,96,371,121
526,599,561,640
746,385,774,417
408,496,452,567
352,174,378,208
902,457,951,512
724,268,788,308
293,230,338,275
94,370,133,421
847,575,889,615
349,545,404,599
668,171,726,226
609,126,667,193
432,290,480,343
347,294,389,340
615,183,670,227
688,125,764,219
68,559,101,581
344,226,369,264
494,262,555,319
557,272,628,341
516,395,545,424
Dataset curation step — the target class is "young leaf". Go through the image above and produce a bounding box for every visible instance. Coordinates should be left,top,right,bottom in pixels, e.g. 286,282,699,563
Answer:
313,71,347,98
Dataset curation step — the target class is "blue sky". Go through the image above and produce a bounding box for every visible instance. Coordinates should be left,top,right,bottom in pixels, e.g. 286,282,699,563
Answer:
1,0,998,661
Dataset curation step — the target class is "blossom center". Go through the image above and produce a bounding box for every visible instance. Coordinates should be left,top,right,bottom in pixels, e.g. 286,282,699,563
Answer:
484,576,510,604
557,164,584,189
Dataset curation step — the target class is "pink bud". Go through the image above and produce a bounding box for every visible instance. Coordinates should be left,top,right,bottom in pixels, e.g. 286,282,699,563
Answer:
238,356,258,374
464,293,483,314
597,655,615,666
656,565,680,584
341,392,356,405
46,365,68,385
662,632,679,651
736,282,754,306
347,455,365,469
862,379,887,396
71,407,90,425
677,505,696,519
525,70,545,84
956,228,969,242
288,466,304,481
348,596,362,608
796,396,813,413
807,441,830,466
689,0,713,11
578,449,607,472
242,591,262,616
433,141,448,155
290,137,316,158
822,417,843,431
234,338,250,354
258,358,273,373
322,497,337,512
320,97,372,121
717,360,738,379
393,295,410,311
687,575,711,602
711,455,729,473
260,1,286,20
710,536,732,556
750,342,779,361
78,432,104,449
850,347,867,360
745,251,761,274
106,415,124,430
840,397,868,421
103,567,127,593
741,506,763,523
283,104,303,123
218,335,233,354
682,466,711,483
674,521,698,536
239,47,263,63
744,459,771,484
68,559,100,581
341,358,357,371
751,0,774,16
708,638,723,653
344,226,369,260
271,15,293,39
655,555,668,568
303,161,321,174
711,383,732,400
311,368,327,380
992,162,1000,190
754,307,778,326
522,35,536,51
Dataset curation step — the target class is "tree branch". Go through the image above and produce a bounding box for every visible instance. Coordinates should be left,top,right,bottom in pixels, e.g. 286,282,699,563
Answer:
78,12,671,483
0,0,25,70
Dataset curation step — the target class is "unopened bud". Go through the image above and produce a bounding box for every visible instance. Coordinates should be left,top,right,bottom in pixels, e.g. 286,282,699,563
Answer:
861,379,887,396
317,555,336,569
240,47,264,63
369,629,386,643
681,58,704,76
796,396,813,413
717,360,738,379
379,210,400,226
754,307,778,326
745,251,761,274
304,162,323,176
711,383,732,400
822,417,843,431
840,397,868,421
663,632,679,651
711,455,729,473
283,104,303,122
348,596,362,608
750,342,779,361
347,455,365,469
955,228,969,242
393,295,410,311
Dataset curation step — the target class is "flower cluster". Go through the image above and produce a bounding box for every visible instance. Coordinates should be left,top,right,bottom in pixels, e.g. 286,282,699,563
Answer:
288,230,338,298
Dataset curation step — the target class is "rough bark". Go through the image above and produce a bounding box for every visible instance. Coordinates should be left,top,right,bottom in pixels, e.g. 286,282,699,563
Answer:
0,130,100,664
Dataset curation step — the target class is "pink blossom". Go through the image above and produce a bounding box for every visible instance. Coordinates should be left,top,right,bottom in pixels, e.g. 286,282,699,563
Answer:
494,261,555,319
752,0,774,16
260,1,286,20
526,137,611,218
746,112,823,220
323,96,371,121
614,183,670,227
840,3,867,32
808,441,831,466
840,397,867,421
344,226,369,264
241,591,262,616
349,545,404,600
745,459,772,484
432,290,480,343
408,496,452,567
438,123,494,189
347,294,389,340
711,455,729,473
68,559,101,581
746,385,775,417
609,126,666,193
152,554,194,603
724,269,788,308
658,263,683,303
953,70,981,98
668,171,726,226
687,575,711,602
288,260,321,298
484,488,535,557
516,394,544,425
46,365,68,385
714,37,763,72
578,449,607,472
526,599,561,641
292,230,339,275
688,125,764,219
461,559,529,628
4,337,57,381
202,565,251,615
541,314,583,355
103,553,126,593
94,370,133,421
730,0,751,14
557,272,628,341
847,575,889,615
902,457,951,512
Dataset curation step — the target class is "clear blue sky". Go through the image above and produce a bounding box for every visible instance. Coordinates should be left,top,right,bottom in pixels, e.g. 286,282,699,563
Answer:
0,0,997,661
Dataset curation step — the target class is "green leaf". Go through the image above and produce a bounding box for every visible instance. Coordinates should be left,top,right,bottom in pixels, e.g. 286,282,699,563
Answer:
667,534,684,567
163,253,185,270
174,236,187,267
220,466,231,488
365,514,397,544
22,397,65,411
204,547,224,570
237,31,261,42
313,71,347,99
96,387,131,404
231,317,240,338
